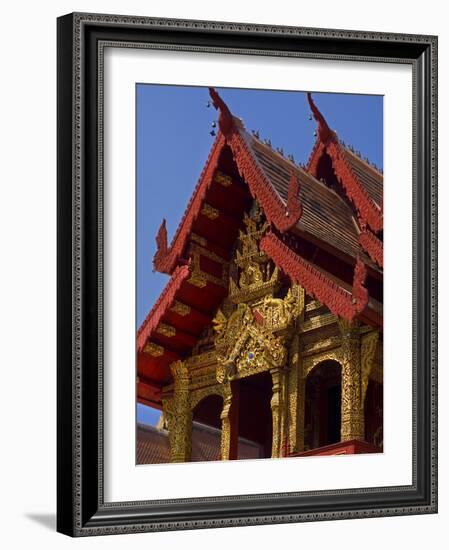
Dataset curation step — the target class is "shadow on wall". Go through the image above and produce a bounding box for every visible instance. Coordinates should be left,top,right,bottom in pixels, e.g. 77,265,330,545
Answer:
25,513,56,531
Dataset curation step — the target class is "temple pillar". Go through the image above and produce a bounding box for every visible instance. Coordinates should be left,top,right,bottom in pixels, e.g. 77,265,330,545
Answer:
270,367,287,458
164,360,192,462
287,333,306,454
338,320,364,441
220,381,240,460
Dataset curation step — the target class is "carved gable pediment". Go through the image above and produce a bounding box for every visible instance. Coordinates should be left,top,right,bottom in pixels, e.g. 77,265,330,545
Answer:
212,204,305,383
214,302,287,382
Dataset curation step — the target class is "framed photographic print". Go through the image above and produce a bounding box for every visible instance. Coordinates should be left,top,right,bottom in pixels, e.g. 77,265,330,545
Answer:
57,12,438,536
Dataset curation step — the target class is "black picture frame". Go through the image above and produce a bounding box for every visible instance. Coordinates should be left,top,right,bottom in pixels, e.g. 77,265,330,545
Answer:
57,12,438,536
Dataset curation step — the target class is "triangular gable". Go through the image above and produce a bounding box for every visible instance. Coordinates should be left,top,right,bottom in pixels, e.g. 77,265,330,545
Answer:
153,89,304,276
138,88,383,403
306,93,383,234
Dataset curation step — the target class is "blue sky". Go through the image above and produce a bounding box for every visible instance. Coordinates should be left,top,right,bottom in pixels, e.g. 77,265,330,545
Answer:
136,84,383,426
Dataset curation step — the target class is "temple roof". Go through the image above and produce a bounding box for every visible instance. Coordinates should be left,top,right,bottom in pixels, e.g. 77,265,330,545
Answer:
243,130,379,271
137,423,262,464
137,89,383,405
344,148,383,208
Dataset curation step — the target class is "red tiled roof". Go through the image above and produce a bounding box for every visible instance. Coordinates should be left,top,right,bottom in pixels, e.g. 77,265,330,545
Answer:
247,133,378,271
344,149,383,209
151,90,383,281
136,423,262,464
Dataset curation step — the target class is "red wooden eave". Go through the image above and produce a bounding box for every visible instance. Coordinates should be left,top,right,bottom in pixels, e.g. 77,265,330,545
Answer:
136,264,191,352
153,133,226,274
260,232,371,323
152,88,304,276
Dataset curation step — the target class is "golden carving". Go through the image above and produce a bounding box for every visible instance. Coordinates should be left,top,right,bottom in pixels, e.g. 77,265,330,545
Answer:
156,323,176,337
212,308,228,335
338,320,364,441
228,206,281,303
186,350,217,369
361,331,379,403
190,233,207,246
190,242,228,265
170,300,191,316
189,372,220,391
287,334,305,453
229,269,280,303
188,271,208,288
302,336,341,356
220,383,235,460
201,203,220,220
270,368,287,458
143,342,164,357
190,384,225,410
213,302,287,382
188,244,228,289
164,361,192,462
290,284,306,321
235,209,269,266
305,299,322,312
212,208,305,385
299,312,336,333
303,349,342,378
252,285,303,333
159,200,381,463
207,206,305,458
214,170,233,187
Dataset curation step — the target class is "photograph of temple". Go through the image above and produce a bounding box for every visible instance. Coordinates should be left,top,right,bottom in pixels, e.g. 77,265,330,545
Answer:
136,86,383,464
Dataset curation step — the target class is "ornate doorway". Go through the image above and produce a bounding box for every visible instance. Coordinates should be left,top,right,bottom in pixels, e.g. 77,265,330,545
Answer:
191,394,223,462
304,360,342,450
237,372,272,459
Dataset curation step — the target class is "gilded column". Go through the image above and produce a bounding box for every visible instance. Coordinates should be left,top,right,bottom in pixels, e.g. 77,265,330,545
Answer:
287,333,306,454
270,368,287,458
220,381,240,460
165,360,192,462
339,320,364,441
361,331,379,405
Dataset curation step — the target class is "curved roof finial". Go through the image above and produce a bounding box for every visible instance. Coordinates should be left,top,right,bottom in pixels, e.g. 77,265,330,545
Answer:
153,218,168,272
209,88,234,138
307,92,336,144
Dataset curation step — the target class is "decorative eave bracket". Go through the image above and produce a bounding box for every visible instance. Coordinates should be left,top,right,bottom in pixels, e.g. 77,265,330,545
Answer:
137,264,191,352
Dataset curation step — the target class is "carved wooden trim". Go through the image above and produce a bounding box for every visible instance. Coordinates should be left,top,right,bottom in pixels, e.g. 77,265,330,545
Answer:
359,229,383,267
260,232,369,322
137,264,191,352
190,384,226,410
153,133,226,274
302,348,343,378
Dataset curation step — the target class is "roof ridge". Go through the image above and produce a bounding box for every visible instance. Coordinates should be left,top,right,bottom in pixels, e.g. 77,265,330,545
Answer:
248,130,359,219
245,127,306,172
